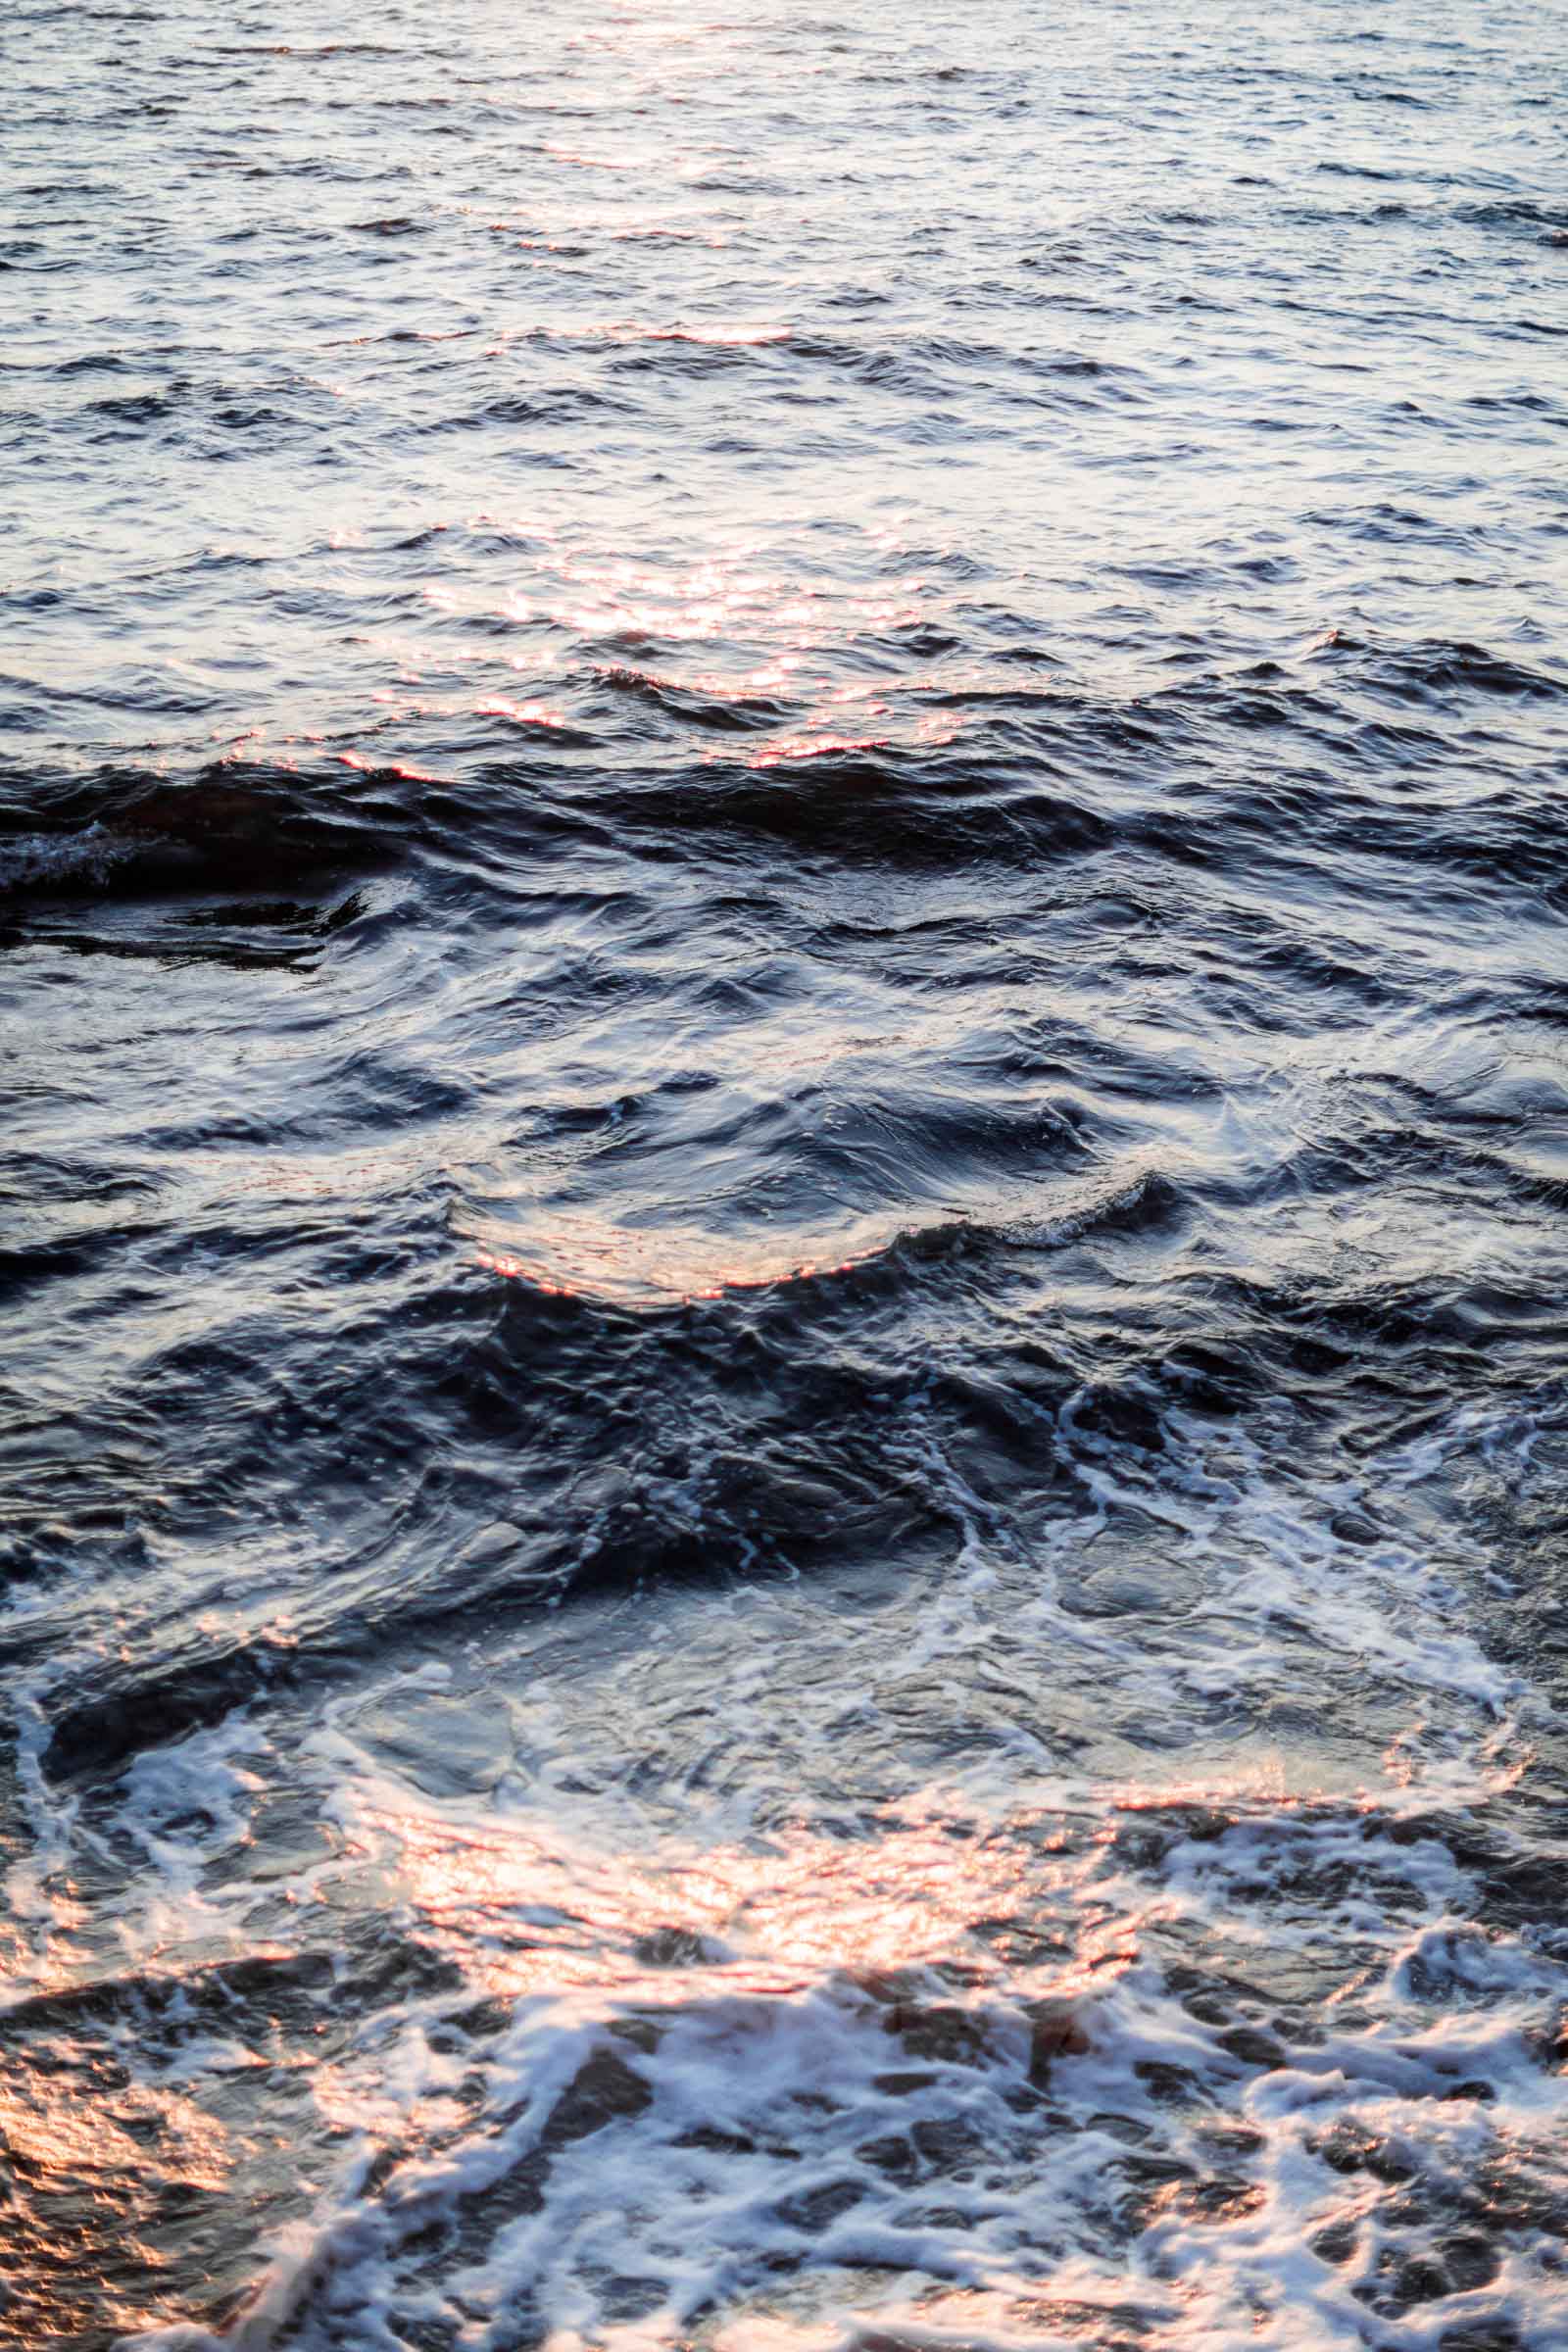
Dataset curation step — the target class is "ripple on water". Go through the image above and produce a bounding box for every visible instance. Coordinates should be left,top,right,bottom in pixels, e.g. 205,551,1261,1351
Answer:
4,0,1568,2346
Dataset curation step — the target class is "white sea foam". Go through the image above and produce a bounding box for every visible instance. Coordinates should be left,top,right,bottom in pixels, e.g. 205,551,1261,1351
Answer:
116,1829,1568,2351
90,1392,1568,2351
0,822,127,890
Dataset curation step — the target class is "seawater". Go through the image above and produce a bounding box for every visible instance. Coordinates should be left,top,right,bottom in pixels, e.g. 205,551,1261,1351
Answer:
3,3,1567,2348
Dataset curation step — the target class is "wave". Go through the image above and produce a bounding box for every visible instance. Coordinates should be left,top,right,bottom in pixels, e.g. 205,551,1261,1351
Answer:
0,760,423,901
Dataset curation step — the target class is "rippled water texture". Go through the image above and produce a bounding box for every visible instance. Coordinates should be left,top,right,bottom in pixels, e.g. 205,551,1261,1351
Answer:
4,2,1568,2348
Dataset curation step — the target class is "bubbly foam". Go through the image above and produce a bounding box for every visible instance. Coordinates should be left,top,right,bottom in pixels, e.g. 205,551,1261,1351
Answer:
80,1394,1568,2352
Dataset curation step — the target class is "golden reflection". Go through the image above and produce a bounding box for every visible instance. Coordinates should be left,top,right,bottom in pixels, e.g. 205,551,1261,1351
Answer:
522,537,929,662
346,517,994,782
472,1221,879,1306
335,748,441,782
475,694,570,729
0,2056,234,2342
346,1791,1127,2011
0,2061,228,2188
742,708,961,769
195,521,998,778
748,731,891,767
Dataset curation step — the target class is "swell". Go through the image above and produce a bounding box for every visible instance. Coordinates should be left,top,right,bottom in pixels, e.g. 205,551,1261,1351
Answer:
19,1164,1567,1788
4,627,1563,917
0,759,419,897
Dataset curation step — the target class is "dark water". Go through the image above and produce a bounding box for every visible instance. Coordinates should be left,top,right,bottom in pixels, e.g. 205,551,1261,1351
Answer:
4,2,1568,2346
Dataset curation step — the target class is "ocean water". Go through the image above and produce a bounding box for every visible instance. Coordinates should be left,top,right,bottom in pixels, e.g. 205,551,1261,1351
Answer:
4,1,1568,2346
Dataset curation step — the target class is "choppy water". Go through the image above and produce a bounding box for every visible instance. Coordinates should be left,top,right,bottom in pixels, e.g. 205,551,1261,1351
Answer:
5,2,1568,2347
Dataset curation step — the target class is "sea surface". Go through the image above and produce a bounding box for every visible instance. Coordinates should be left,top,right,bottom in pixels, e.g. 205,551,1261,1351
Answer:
4,2,1568,2347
